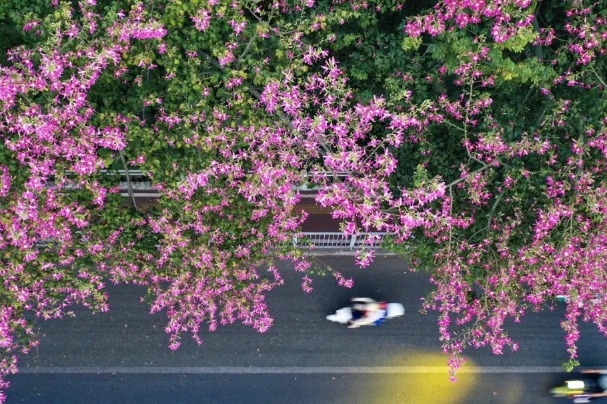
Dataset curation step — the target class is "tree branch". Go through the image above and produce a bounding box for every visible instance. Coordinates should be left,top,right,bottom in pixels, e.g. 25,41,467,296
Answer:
238,34,256,64
486,191,504,232
589,64,607,89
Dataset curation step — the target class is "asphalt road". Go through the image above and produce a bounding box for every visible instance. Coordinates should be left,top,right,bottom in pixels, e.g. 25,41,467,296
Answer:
6,255,607,403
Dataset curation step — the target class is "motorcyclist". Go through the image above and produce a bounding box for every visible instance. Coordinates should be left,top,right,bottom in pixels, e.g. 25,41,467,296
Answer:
348,297,386,328
550,369,607,402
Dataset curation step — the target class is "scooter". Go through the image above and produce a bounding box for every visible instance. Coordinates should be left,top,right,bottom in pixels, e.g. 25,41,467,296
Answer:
326,298,405,326
550,371,607,403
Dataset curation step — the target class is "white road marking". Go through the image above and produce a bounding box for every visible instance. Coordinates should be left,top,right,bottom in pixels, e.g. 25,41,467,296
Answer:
18,366,565,374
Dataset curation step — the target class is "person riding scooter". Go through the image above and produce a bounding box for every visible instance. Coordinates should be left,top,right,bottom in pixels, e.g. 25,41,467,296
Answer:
348,297,387,328
550,368,607,402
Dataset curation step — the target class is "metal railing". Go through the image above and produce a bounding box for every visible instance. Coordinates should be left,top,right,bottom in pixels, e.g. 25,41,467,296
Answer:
60,170,351,198
293,232,388,249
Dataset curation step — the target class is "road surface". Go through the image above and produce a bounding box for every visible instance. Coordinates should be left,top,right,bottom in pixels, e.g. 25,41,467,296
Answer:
7,256,607,403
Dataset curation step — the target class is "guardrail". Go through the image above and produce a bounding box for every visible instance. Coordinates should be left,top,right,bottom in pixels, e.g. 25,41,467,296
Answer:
35,232,390,251
103,170,350,196
59,170,351,198
293,232,388,249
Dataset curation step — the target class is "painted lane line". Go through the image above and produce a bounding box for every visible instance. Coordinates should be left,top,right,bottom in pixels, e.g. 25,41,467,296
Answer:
18,366,565,374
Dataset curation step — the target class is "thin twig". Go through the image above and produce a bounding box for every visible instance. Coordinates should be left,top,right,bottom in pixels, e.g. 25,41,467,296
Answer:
446,162,490,189
487,191,504,232
589,64,607,88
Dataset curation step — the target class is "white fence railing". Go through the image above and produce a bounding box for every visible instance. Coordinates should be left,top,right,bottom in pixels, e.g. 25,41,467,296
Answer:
109,170,350,196
59,170,351,198
293,232,388,249
118,181,158,197
36,232,390,251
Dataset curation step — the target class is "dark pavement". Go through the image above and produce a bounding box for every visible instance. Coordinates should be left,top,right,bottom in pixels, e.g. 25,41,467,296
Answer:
6,256,607,403
7,373,574,404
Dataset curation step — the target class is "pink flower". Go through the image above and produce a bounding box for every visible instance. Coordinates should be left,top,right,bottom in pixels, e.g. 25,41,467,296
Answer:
192,10,211,32
218,50,235,67
131,22,167,40
0,166,10,198
22,21,40,32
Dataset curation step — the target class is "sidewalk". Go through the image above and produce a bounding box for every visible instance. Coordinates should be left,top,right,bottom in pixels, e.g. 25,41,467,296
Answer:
131,194,343,232
295,198,342,232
